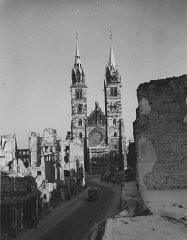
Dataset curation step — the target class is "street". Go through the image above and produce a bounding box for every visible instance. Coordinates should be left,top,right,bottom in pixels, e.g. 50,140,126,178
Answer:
24,176,121,240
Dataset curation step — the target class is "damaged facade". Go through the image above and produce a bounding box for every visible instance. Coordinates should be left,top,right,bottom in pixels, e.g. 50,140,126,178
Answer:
134,75,187,190
1,172,39,238
28,129,62,201
0,129,63,237
0,134,17,172
63,133,85,196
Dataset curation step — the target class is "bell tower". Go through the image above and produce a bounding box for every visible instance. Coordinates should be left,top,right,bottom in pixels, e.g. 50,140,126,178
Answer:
71,33,87,140
104,32,124,152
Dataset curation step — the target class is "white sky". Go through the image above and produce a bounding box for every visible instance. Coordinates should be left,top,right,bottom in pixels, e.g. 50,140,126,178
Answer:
0,0,187,148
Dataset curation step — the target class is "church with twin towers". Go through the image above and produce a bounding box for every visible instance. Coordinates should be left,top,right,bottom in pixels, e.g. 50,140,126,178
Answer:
68,33,126,174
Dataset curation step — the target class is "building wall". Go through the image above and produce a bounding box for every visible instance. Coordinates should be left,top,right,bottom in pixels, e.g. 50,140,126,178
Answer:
134,75,187,190
89,146,110,174
1,173,39,237
69,138,84,168
0,134,17,171
28,129,62,199
63,135,85,192
87,104,106,148
29,132,40,167
71,84,87,139
42,128,61,184
105,83,123,151
87,126,106,147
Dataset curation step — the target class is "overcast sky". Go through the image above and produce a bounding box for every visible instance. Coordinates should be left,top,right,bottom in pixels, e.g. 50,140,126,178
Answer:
0,0,187,148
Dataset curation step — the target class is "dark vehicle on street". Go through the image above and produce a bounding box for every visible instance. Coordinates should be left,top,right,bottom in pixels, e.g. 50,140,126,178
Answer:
87,186,98,201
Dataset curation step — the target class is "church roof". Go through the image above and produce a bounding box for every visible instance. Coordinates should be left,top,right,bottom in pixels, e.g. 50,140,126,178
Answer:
87,102,106,126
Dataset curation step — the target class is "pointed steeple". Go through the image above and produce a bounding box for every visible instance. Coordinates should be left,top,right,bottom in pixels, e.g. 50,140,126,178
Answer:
75,32,81,66
108,31,116,69
108,46,116,68
105,31,120,85
72,32,85,85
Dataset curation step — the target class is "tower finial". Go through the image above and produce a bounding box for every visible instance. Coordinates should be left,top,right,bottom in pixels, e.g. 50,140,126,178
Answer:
75,31,81,65
76,31,78,40
110,30,112,40
108,30,115,68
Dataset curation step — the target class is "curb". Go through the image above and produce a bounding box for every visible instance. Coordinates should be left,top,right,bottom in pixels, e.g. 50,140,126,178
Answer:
83,219,107,240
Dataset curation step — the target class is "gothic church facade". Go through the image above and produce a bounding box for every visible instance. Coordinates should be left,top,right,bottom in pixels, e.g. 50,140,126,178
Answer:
70,38,126,174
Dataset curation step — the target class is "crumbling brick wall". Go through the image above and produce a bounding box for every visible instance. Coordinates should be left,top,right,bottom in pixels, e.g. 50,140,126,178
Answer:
133,75,187,190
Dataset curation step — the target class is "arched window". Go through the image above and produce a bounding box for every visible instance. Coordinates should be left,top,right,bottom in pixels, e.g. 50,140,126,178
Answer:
114,131,117,137
79,132,82,138
114,144,117,149
110,87,117,96
78,118,82,126
78,104,82,113
113,118,116,125
75,89,82,99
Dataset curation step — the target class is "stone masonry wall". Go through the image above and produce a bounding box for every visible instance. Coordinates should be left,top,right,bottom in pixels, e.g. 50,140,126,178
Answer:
133,75,187,190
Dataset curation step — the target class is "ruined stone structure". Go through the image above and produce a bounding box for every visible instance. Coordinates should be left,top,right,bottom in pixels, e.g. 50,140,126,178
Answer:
42,128,61,181
0,129,62,205
16,149,30,169
64,35,126,175
63,133,85,195
29,132,42,168
0,134,17,172
1,172,39,238
134,75,187,190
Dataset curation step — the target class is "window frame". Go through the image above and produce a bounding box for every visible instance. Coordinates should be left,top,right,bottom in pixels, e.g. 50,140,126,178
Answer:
75,89,83,99
110,87,117,97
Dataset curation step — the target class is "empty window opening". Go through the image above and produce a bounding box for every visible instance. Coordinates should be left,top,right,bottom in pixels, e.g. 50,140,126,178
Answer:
110,87,117,97
75,89,83,99
78,104,83,113
78,118,82,126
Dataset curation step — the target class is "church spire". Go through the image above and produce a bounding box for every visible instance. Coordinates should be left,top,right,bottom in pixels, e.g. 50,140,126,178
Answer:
75,32,81,66
108,31,116,68
72,32,85,85
105,31,120,85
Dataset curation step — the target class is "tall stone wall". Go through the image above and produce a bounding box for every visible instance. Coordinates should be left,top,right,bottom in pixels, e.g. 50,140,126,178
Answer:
134,75,187,190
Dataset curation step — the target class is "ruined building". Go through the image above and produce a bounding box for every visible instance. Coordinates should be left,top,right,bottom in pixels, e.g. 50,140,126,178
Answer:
0,134,17,172
134,75,187,190
0,130,62,207
1,173,39,238
64,36,126,175
29,129,62,201
0,134,39,238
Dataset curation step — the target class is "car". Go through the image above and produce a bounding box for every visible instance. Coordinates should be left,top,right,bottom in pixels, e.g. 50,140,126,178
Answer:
87,186,98,201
